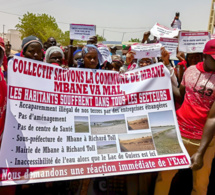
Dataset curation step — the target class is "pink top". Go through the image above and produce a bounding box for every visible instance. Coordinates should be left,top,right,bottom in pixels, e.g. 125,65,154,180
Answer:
177,62,215,139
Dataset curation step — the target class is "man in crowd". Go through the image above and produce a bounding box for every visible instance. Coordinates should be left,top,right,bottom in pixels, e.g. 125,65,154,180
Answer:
155,39,215,195
171,12,181,29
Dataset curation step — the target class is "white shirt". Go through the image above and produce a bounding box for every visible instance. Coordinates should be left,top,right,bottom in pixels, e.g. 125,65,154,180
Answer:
172,19,181,29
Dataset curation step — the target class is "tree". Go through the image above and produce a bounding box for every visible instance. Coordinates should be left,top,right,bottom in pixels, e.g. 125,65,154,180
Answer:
96,34,106,42
128,38,140,42
16,12,63,43
59,31,70,46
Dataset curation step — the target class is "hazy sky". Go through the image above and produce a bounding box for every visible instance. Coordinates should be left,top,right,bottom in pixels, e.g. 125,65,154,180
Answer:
97,140,116,146
0,0,212,41
148,110,175,126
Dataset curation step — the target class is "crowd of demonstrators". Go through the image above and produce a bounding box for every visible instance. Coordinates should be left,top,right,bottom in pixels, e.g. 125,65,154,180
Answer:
1,24,215,194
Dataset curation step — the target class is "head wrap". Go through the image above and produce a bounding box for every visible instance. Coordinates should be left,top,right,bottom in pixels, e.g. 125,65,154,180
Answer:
82,44,104,66
45,46,64,63
73,49,82,57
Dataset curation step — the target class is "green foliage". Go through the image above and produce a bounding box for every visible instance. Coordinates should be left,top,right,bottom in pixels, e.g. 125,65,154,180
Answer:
97,34,106,42
59,31,70,46
16,12,107,46
16,12,63,43
128,38,141,42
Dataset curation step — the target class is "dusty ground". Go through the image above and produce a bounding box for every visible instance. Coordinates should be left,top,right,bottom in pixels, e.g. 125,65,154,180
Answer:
120,137,155,152
97,146,118,154
128,118,149,130
91,124,127,135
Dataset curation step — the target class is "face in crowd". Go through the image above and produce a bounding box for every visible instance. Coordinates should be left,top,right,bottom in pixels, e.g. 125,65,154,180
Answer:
47,37,57,48
49,51,63,66
139,58,152,67
204,54,215,72
43,42,48,51
83,49,98,69
73,51,82,67
187,53,203,66
23,42,43,61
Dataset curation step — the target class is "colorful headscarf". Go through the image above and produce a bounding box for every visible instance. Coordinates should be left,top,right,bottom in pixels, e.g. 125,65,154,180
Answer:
82,44,104,66
73,49,82,57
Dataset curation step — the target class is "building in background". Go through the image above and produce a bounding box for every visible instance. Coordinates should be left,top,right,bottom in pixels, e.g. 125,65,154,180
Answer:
0,29,22,51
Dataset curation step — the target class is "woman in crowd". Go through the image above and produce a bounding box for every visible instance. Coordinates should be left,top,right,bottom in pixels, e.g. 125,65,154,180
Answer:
77,44,103,69
73,49,82,67
21,35,43,61
138,57,153,67
45,46,65,66
110,55,124,71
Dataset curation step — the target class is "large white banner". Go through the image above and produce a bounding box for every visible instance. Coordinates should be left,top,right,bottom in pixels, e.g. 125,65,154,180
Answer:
0,56,190,185
178,31,211,53
70,23,96,41
150,23,179,39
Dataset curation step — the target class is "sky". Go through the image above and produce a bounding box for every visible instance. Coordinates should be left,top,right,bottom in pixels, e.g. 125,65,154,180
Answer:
90,114,124,122
148,110,175,126
127,115,148,122
0,0,212,42
97,141,116,146
74,116,88,122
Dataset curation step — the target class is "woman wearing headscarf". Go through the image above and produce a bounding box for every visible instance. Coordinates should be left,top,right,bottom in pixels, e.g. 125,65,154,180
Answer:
45,46,65,66
77,44,103,69
73,49,82,67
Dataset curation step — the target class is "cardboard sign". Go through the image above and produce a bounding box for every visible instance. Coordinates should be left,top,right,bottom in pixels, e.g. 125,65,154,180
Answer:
150,23,179,39
131,43,162,59
70,24,96,41
159,38,178,59
0,56,190,185
178,31,211,53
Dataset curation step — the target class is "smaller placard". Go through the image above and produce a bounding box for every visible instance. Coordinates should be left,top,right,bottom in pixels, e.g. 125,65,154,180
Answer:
150,23,179,39
131,43,162,59
159,38,178,59
70,23,96,41
178,31,211,53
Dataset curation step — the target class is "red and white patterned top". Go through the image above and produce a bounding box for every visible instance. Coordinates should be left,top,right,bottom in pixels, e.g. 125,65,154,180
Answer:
177,62,215,139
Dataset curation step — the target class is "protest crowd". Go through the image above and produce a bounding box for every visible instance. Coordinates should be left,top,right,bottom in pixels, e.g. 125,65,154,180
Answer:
1,12,215,195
